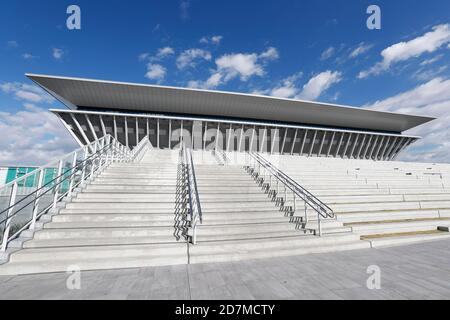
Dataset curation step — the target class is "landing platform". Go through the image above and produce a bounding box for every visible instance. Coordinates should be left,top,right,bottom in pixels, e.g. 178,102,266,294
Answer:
1,239,449,299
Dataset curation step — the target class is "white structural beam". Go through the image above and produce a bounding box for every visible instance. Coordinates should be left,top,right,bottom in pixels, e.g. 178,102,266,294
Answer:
384,137,398,160
180,120,183,148
238,124,244,152
168,119,172,149
124,117,129,148
157,118,160,148
388,137,404,160
113,116,118,140
342,133,352,158
335,132,344,157
85,114,98,140
318,131,326,156
260,127,267,153
375,136,386,160
270,127,277,154
215,122,220,150
57,116,83,147
281,128,288,154
70,114,91,146
369,136,379,159
135,117,139,146
392,138,411,160
350,133,359,159
226,123,233,152
249,125,256,152
300,129,308,155
362,135,373,159
290,129,298,155
357,134,367,159
203,122,208,150
380,136,391,160
99,115,107,137
309,130,318,156
327,131,336,157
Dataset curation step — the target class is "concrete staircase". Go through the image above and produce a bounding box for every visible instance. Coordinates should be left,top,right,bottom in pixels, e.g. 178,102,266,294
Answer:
268,154,450,247
0,149,187,275
2,148,450,275
187,151,368,264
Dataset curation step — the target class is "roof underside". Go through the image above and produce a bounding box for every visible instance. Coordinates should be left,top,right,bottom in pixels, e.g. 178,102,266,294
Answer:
27,74,435,133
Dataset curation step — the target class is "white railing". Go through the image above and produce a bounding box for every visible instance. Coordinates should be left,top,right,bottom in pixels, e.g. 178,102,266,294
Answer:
181,144,202,244
130,135,151,162
0,135,133,252
245,152,335,236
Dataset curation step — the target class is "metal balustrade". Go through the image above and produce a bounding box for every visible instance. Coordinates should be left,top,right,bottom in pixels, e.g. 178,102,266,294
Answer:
0,134,145,252
181,144,202,244
244,152,335,236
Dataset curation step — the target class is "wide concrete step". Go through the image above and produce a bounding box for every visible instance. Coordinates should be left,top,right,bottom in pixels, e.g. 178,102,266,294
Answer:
59,208,175,214
362,230,450,248
53,213,174,223
347,218,450,235
197,222,296,236
85,185,177,193
34,226,176,239
23,234,180,248
91,180,177,186
65,202,175,209
0,243,187,275
336,209,441,223
77,193,176,200
72,197,176,203
189,233,369,264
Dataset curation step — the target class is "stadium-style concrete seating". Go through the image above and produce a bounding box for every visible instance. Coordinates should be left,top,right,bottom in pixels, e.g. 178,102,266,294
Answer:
0,149,187,275
266,154,450,247
2,148,450,275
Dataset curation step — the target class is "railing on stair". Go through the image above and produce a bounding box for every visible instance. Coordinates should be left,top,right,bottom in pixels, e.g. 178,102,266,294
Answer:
245,152,335,236
181,144,202,244
0,135,133,252
130,135,152,162
212,149,229,166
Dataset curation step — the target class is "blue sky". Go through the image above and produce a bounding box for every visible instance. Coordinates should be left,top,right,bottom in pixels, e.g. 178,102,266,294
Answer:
1,0,450,165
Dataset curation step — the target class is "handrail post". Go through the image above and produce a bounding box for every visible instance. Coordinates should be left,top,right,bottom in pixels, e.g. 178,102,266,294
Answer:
1,181,18,252
81,146,88,182
68,152,77,197
52,160,63,209
31,169,44,230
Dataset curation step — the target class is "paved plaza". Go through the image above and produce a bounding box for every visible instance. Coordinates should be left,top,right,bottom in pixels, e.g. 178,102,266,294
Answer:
1,239,449,300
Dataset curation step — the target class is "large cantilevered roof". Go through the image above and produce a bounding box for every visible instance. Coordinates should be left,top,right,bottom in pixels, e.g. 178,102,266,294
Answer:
27,73,435,133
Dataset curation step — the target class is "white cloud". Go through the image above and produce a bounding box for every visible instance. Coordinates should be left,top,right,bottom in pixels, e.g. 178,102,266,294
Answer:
297,71,342,100
22,53,38,60
179,0,190,20
349,42,373,58
52,48,64,60
269,72,303,98
412,65,448,81
0,105,77,166
259,47,279,60
200,35,223,45
365,77,450,162
7,41,18,48
0,82,54,104
420,54,443,66
176,48,212,70
320,47,335,60
359,24,450,79
187,48,279,89
145,63,166,81
156,46,175,58
139,47,174,62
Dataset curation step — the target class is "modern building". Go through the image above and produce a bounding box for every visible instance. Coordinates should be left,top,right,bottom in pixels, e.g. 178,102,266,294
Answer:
3,74,450,277
27,74,434,160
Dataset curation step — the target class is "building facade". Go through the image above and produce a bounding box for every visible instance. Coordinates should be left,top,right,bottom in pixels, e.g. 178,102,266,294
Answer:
28,74,435,161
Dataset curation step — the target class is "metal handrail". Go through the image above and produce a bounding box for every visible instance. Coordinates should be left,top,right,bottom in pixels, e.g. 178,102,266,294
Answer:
181,144,202,244
252,153,334,219
131,135,151,161
0,135,132,252
245,152,334,236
